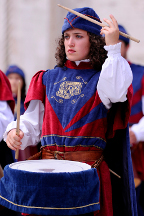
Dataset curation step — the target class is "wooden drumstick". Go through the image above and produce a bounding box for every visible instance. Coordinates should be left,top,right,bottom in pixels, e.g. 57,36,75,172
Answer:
15,81,21,160
0,165,4,179
58,4,140,43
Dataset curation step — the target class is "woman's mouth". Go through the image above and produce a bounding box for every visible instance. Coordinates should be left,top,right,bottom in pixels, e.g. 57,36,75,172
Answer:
68,49,76,53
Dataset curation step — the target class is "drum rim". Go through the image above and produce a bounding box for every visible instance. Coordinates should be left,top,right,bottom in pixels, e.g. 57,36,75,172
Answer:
9,159,91,174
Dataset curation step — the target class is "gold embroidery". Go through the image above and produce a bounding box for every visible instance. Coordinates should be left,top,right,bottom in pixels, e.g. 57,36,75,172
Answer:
56,81,82,99
52,76,88,103
76,76,87,84
51,96,63,103
0,195,99,210
71,94,84,104
54,77,67,85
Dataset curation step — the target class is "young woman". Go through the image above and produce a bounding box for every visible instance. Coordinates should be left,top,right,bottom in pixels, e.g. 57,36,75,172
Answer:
3,7,136,216
5,65,39,161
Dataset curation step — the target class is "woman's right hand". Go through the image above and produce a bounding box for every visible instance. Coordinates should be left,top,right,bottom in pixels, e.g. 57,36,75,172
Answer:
6,129,24,151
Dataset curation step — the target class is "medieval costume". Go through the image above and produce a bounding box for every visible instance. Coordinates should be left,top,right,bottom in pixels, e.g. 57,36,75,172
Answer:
1,7,137,216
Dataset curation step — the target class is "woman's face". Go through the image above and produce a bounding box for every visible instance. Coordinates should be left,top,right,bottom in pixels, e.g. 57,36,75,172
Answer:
7,73,23,95
64,28,90,62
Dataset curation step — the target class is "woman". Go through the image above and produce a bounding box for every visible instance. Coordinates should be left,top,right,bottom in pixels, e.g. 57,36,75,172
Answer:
5,65,26,120
4,7,136,216
5,65,39,161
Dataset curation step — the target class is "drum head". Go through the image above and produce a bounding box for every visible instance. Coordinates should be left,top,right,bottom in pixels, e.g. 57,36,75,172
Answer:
9,159,91,173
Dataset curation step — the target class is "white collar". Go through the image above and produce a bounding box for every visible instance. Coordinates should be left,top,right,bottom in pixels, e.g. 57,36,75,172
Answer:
75,59,90,66
66,57,90,66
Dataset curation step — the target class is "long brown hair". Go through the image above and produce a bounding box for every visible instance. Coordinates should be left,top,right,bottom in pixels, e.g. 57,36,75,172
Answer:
55,32,107,71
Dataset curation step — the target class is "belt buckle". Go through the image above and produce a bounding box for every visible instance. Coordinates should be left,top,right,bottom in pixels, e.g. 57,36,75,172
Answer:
54,152,58,159
54,151,64,160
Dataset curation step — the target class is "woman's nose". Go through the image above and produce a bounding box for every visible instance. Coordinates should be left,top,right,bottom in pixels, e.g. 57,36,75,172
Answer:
68,37,74,47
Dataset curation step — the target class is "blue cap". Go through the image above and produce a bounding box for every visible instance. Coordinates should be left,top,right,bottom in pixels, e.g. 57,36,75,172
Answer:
62,7,102,36
5,65,25,79
118,25,130,44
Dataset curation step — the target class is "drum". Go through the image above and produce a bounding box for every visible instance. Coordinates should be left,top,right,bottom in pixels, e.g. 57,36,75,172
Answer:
0,159,100,215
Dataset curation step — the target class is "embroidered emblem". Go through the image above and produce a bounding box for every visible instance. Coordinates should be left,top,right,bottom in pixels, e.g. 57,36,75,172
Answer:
56,81,82,99
52,76,87,103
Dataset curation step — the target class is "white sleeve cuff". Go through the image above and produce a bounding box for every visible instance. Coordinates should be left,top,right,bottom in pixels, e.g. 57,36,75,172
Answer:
104,42,121,56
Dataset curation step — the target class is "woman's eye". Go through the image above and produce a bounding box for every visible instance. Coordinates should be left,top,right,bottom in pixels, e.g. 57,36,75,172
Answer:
76,35,82,38
64,35,69,39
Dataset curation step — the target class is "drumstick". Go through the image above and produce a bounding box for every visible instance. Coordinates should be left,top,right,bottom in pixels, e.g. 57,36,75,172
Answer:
58,4,140,43
15,81,21,160
0,165,4,179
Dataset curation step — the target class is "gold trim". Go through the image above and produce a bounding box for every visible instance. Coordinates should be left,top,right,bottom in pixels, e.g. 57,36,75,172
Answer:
42,134,106,142
0,195,99,210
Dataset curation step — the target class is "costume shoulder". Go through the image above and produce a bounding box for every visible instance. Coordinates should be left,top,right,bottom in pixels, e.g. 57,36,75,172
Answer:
24,70,46,109
0,70,15,113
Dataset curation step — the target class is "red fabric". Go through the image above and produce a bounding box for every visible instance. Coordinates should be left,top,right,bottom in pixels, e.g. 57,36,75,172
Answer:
65,60,93,70
129,111,143,124
88,161,113,216
0,70,15,113
131,88,142,107
24,70,45,110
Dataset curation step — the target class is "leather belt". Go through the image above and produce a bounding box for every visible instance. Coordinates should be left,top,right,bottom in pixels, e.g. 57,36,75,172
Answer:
27,147,103,163
42,148,103,162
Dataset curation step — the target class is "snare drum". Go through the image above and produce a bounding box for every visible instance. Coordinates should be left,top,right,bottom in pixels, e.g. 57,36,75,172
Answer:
0,159,100,215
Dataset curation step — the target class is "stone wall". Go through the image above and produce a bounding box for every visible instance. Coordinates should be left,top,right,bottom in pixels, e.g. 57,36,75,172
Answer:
0,0,144,91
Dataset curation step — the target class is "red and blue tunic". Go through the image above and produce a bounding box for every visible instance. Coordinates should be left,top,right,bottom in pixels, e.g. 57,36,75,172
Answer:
23,60,136,216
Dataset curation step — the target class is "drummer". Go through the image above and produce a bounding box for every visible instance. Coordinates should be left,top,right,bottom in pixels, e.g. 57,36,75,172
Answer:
0,70,15,168
4,7,137,216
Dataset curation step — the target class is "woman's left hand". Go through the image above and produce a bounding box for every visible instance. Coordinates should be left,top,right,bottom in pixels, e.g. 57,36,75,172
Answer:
100,14,119,46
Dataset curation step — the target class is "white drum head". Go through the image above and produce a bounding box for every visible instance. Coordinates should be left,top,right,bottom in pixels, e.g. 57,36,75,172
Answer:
9,159,91,173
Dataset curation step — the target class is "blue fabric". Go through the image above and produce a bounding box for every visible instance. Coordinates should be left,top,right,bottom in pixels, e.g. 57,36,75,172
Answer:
118,24,130,44
5,65,25,79
43,67,102,129
41,66,107,150
131,63,144,95
62,7,102,35
0,164,100,215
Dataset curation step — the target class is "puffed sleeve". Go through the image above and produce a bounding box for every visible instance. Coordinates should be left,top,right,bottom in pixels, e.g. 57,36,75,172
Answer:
97,42,133,109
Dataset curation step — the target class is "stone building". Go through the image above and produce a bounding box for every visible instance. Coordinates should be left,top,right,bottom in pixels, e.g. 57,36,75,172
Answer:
0,0,144,90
